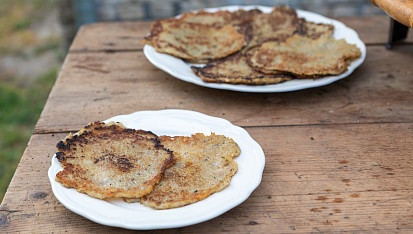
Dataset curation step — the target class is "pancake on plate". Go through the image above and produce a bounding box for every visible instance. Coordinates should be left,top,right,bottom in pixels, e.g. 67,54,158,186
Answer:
143,6,363,85
191,18,337,84
55,121,175,200
191,51,293,85
143,16,246,63
138,133,240,209
248,33,362,78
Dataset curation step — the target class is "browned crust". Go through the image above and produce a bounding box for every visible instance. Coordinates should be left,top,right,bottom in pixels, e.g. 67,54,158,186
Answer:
244,5,300,51
230,9,263,24
296,18,335,39
55,121,175,200
191,52,293,85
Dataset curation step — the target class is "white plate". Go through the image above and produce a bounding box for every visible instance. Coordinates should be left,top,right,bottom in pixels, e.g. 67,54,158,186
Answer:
48,109,265,230
144,5,366,93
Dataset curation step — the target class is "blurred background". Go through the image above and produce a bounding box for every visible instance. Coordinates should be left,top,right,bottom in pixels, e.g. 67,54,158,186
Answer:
0,0,384,202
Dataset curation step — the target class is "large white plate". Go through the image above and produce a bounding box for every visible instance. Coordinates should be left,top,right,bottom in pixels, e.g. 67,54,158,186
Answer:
144,5,366,93
48,109,265,230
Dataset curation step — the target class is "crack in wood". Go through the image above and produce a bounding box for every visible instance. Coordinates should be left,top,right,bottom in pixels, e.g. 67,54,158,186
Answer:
0,209,21,226
72,64,110,74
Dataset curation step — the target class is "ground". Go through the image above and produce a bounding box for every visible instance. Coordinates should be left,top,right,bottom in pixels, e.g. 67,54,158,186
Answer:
0,0,62,202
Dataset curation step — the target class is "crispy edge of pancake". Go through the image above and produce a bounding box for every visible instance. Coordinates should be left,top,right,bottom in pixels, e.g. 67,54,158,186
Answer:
191,52,293,85
55,121,175,200
137,133,240,209
178,10,233,26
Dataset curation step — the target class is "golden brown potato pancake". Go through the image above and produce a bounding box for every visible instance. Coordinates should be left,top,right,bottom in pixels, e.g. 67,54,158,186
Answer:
138,133,240,209
191,52,292,85
55,121,174,200
248,33,361,77
143,18,245,63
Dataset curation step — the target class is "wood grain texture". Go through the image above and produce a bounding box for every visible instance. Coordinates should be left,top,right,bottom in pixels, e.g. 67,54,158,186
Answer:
70,21,151,52
1,123,413,233
35,45,413,134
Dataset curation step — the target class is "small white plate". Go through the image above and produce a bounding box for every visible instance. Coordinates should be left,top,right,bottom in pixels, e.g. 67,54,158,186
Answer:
143,5,366,93
48,109,265,230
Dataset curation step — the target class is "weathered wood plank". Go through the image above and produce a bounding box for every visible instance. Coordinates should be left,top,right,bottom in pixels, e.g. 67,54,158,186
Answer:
1,123,412,232
339,15,413,45
68,16,413,52
69,21,151,52
35,45,413,134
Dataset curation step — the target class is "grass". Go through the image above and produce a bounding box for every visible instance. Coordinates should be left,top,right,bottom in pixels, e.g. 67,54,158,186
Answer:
0,68,57,200
0,68,58,202
0,0,57,54
0,0,60,202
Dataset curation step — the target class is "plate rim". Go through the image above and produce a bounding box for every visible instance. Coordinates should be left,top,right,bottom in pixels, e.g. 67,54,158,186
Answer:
143,5,366,93
48,109,265,230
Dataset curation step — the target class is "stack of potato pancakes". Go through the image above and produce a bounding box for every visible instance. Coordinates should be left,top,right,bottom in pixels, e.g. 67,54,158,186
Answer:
143,6,361,85
55,121,240,209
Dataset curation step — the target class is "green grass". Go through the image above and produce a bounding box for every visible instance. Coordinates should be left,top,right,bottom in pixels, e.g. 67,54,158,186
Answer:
0,0,60,203
0,68,58,202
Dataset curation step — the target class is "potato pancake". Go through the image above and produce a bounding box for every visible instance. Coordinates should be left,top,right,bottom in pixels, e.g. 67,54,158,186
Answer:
55,121,174,200
191,52,292,85
138,133,240,209
143,18,245,63
249,33,362,77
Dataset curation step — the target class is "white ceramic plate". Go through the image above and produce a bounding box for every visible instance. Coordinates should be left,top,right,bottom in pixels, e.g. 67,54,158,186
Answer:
48,109,265,230
144,5,366,93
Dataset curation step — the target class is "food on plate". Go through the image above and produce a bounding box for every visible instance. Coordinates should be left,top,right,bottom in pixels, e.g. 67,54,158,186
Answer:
296,19,335,39
138,133,240,209
144,6,363,85
192,52,292,85
244,6,299,50
248,33,362,77
178,10,233,26
55,122,241,209
177,9,262,26
55,121,174,199
142,16,246,63
231,9,263,24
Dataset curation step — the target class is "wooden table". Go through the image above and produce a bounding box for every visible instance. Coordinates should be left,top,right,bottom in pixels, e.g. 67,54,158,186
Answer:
1,15,413,233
